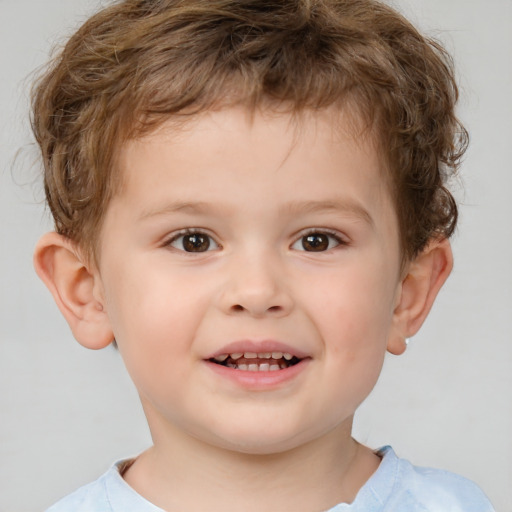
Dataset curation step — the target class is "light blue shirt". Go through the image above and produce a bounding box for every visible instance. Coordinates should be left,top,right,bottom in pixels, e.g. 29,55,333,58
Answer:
46,447,495,511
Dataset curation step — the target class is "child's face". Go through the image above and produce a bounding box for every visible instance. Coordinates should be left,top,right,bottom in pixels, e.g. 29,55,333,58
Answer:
96,106,403,454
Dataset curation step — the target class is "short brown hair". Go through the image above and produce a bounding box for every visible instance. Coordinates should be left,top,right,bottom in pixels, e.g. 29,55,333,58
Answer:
31,0,467,263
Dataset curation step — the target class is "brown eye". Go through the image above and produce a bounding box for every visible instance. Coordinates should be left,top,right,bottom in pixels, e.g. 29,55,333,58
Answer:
302,233,330,251
292,231,342,252
183,234,210,252
169,232,218,252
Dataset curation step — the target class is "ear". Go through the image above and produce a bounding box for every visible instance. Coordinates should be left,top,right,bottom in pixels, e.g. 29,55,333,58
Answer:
387,238,453,355
34,232,114,350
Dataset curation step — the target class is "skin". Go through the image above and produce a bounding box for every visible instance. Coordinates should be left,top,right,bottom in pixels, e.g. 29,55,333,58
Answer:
35,106,453,511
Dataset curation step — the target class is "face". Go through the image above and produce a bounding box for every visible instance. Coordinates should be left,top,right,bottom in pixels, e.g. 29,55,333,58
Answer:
96,106,403,455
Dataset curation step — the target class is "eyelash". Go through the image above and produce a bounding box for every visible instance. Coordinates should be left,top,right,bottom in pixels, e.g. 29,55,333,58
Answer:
163,229,220,253
291,229,348,253
163,228,348,254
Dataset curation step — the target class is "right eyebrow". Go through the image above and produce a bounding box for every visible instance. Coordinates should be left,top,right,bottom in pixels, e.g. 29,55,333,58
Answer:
138,201,226,220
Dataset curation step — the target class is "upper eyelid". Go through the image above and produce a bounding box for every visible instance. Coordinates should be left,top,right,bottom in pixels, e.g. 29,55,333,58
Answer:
165,228,215,238
292,227,348,243
163,228,221,247
289,228,350,253
161,227,349,247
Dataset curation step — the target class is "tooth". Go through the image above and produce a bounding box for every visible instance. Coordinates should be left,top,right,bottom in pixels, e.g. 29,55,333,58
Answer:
280,363,287,369
231,353,243,360
248,364,259,371
259,352,272,359
227,363,236,368
272,352,283,359
214,354,228,362
238,364,248,371
244,352,257,359
259,363,270,371
283,353,293,360
270,364,280,371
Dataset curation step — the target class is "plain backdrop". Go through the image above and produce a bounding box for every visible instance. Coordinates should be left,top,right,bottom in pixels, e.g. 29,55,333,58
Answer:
1,0,511,510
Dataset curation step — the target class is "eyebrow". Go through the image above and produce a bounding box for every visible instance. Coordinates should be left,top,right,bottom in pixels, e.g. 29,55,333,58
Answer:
281,199,374,226
138,198,374,226
138,201,224,220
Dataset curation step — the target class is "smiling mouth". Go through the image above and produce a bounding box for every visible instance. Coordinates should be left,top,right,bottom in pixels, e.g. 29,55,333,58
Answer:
209,352,302,371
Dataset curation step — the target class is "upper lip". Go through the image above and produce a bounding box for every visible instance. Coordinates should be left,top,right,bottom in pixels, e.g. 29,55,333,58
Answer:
206,340,310,360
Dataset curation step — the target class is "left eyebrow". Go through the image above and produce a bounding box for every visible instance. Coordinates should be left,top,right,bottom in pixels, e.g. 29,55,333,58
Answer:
280,199,374,227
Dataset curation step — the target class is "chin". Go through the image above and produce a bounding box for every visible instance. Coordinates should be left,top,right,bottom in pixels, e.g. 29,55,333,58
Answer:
204,424,319,456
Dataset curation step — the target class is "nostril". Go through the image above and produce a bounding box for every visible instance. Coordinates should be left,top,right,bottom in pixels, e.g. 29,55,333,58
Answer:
229,304,283,314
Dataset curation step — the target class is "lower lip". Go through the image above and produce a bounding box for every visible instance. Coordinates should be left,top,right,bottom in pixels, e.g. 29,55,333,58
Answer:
204,359,310,389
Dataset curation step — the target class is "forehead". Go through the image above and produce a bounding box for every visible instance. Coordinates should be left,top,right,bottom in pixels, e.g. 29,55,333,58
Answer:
119,103,385,181
111,106,396,233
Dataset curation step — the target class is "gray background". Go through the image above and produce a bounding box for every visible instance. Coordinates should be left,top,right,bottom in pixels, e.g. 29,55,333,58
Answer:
1,0,510,510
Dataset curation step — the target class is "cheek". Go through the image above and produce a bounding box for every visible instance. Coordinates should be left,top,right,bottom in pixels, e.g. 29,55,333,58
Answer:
103,275,199,403
310,265,396,342
304,260,397,392
101,263,204,371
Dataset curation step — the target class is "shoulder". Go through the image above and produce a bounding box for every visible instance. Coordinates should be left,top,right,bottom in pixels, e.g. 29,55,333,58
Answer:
379,447,495,512
45,460,163,512
45,471,112,512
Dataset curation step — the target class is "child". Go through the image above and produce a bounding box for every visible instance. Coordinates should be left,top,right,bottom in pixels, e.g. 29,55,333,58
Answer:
31,0,495,510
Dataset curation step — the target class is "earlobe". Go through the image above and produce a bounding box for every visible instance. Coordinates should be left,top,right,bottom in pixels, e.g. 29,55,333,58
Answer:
34,232,114,350
387,238,453,355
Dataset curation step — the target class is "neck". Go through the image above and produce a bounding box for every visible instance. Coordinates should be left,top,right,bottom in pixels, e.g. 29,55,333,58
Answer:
124,417,380,512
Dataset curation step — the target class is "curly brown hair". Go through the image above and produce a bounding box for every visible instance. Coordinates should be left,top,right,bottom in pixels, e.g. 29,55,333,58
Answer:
31,0,467,264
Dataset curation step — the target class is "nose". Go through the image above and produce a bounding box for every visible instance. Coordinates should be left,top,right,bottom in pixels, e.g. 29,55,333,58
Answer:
217,251,294,318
